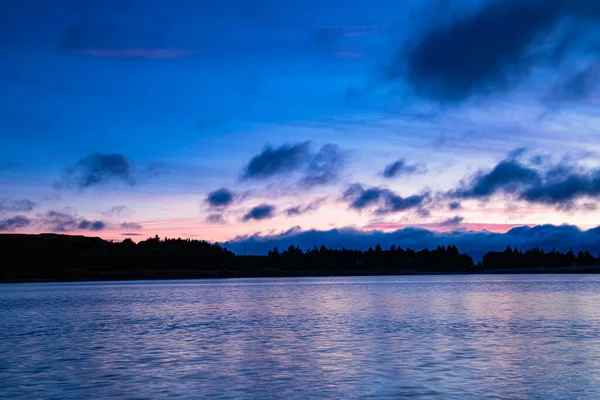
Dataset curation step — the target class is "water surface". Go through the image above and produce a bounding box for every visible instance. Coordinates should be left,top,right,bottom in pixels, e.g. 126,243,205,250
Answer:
2,275,600,399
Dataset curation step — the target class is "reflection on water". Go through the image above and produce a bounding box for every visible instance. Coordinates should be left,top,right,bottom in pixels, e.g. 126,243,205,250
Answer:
2,275,600,399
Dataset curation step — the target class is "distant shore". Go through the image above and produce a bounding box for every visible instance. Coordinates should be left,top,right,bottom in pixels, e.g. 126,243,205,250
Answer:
3,265,600,284
2,233,600,283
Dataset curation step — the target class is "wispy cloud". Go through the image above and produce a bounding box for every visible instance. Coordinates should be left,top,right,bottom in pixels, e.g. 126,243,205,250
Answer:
381,159,426,179
120,222,143,231
206,214,226,224
300,144,347,188
439,216,464,226
72,49,196,58
0,216,31,232
101,205,134,217
58,153,135,190
0,199,37,213
56,153,163,191
343,183,430,215
284,198,327,216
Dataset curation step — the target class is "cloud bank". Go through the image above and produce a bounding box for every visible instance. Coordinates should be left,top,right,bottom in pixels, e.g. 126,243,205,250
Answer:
226,224,600,260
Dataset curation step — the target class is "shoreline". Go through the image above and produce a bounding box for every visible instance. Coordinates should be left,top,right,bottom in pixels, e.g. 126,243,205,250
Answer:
3,233,600,284
3,265,600,284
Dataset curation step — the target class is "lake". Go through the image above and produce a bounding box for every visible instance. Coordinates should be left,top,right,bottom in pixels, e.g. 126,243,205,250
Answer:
2,275,600,399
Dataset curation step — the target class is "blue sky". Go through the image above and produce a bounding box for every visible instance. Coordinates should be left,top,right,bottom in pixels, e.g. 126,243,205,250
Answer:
2,0,600,254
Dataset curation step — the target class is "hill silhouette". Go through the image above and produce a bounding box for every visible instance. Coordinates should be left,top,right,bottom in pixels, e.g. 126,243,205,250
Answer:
1,234,599,282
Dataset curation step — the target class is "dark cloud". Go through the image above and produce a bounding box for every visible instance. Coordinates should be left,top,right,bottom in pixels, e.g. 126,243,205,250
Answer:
285,207,306,217
43,211,78,232
440,216,464,226
415,208,431,218
60,153,135,190
300,144,346,188
241,142,346,187
397,0,600,103
0,216,31,231
206,188,235,208
206,214,226,224
120,233,142,236
101,205,133,217
560,64,600,99
548,63,600,104
382,159,426,178
41,211,108,232
120,222,142,230
343,183,429,214
450,151,600,208
448,201,462,210
284,198,326,217
285,206,303,217
242,204,276,221
343,184,381,209
520,171,600,208
78,219,107,231
452,160,541,198
0,199,37,213
225,224,600,260
242,142,312,180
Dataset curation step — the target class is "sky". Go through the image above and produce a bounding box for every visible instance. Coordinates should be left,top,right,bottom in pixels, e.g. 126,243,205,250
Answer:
2,0,600,255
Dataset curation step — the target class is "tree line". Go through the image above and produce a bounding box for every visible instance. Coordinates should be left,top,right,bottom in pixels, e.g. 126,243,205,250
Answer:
1,233,599,282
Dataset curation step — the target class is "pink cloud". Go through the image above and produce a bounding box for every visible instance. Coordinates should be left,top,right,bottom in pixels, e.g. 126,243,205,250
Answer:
73,49,196,59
